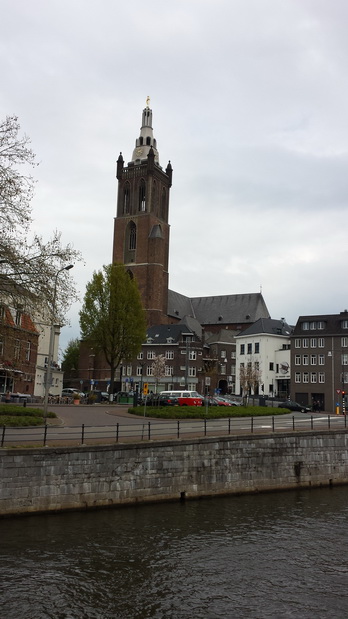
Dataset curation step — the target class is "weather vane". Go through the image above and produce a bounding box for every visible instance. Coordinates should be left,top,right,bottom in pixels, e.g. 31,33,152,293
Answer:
146,96,150,107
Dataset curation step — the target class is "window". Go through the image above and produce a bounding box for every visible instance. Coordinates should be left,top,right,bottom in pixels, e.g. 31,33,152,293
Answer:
188,367,196,377
303,339,309,348
317,321,325,330
147,351,155,360
126,365,132,376
303,355,309,365
318,338,324,348
139,179,146,211
0,338,3,356
295,372,301,383
255,342,260,354
310,338,317,348
303,372,309,383
319,354,325,365
129,222,136,250
342,338,348,348
310,322,317,330
342,354,348,366
310,355,317,365
220,365,226,375
25,341,31,362
123,183,130,214
269,362,274,371
247,343,252,355
240,344,245,355
166,337,174,343
311,372,317,383
231,351,236,359
14,339,20,360
295,339,301,348
342,320,348,329
165,350,174,360
221,350,226,358
319,372,325,383
165,366,173,376
136,366,143,376
137,352,143,360
295,355,301,365
146,366,154,376
302,322,309,331
189,351,197,360
15,310,21,326
342,372,348,385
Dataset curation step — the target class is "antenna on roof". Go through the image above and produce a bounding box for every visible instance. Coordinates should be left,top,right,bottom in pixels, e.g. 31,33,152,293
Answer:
260,284,262,293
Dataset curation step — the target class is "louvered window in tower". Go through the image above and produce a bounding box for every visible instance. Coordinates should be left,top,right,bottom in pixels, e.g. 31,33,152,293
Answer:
139,179,146,211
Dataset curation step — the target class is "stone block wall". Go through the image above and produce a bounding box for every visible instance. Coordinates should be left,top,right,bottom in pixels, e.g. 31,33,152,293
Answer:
1,431,348,516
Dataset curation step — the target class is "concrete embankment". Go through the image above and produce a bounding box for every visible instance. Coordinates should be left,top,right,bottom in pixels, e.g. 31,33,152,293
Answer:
1,430,348,516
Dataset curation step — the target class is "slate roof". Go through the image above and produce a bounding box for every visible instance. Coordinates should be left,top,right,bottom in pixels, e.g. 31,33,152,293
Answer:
292,311,348,336
235,318,293,338
145,323,197,344
168,290,270,326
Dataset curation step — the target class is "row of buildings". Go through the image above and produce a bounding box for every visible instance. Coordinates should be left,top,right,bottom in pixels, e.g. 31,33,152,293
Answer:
2,102,346,413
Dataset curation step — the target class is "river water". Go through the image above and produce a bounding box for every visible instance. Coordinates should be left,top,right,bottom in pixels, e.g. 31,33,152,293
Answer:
1,487,348,619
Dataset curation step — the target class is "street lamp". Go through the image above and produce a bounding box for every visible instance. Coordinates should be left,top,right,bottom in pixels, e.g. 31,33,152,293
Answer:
43,265,74,418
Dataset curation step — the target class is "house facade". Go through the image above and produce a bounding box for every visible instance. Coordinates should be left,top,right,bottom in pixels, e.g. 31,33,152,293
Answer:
234,318,292,398
290,311,348,413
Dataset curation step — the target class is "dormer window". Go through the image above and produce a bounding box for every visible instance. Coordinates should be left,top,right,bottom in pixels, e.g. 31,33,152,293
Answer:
166,337,174,343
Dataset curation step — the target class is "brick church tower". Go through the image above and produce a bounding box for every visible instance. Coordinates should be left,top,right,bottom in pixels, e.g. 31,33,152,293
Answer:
112,101,173,326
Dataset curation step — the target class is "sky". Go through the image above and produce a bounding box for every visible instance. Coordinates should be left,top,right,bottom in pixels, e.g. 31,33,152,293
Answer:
2,0,348,358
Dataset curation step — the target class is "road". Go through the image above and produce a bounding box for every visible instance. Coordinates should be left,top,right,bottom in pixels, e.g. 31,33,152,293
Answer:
1,404,347,447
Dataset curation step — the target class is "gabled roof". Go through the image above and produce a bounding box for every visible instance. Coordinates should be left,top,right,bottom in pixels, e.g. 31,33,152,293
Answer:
168,290,270,326
235,318,293,338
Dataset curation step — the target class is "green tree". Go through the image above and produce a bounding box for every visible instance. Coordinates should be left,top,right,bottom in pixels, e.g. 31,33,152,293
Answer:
61,338,80,373
79,264,147,397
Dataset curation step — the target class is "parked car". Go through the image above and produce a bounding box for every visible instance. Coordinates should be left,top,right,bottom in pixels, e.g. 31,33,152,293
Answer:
146,394,178,406
61,388,85,398
279,400,311,413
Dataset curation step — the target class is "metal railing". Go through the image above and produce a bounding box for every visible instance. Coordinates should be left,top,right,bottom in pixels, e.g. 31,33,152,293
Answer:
1,414,347,448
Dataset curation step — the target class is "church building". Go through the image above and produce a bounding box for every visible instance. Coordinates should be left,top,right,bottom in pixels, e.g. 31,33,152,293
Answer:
78,101,271,396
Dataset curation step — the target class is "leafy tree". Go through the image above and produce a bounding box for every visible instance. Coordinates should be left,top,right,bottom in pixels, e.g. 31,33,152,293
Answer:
61,338,80,373
79,263,147,397
0,115,81,320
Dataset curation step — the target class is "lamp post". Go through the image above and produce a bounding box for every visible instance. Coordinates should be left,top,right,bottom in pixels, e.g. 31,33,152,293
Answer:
43,265,74,419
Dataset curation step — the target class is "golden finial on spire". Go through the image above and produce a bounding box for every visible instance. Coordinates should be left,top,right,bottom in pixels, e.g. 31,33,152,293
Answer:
146,96,150,107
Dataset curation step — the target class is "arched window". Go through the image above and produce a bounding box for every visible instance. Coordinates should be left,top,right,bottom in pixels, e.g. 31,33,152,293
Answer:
123,182,130,214
129,221,136,250
146,136,151,146
139,179,146,211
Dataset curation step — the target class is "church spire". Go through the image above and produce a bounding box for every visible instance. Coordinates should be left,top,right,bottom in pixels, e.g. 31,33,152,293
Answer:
131,97,160,164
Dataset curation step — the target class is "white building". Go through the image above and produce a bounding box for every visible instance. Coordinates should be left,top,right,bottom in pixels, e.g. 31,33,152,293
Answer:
235,318,293,399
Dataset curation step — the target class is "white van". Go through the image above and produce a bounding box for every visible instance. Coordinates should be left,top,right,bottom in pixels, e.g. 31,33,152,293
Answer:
160,390,203,406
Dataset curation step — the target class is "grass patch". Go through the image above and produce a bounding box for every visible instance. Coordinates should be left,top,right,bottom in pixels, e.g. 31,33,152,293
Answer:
128,405,289,419
0,404,56,427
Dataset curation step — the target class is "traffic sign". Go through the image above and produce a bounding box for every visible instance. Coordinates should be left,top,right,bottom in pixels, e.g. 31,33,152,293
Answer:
336,389,341,394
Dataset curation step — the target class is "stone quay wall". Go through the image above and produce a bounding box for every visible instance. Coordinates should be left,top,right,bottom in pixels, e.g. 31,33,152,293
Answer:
1,430,348,516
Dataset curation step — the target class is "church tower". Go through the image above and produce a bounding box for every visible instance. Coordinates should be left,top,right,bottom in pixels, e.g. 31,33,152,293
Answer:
112,101,173,326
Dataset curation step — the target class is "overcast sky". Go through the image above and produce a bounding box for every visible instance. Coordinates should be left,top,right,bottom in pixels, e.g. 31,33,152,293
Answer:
2,0,348,357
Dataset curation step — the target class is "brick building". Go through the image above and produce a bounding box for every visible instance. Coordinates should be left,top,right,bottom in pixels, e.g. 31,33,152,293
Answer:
0,302,39,394
290,310,348,413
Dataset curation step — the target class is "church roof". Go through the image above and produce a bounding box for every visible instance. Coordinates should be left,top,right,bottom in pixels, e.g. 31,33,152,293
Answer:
168,290,270,326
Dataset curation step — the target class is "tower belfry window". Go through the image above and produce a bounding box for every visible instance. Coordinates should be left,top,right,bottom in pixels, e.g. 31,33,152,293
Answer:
139,179,146,212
